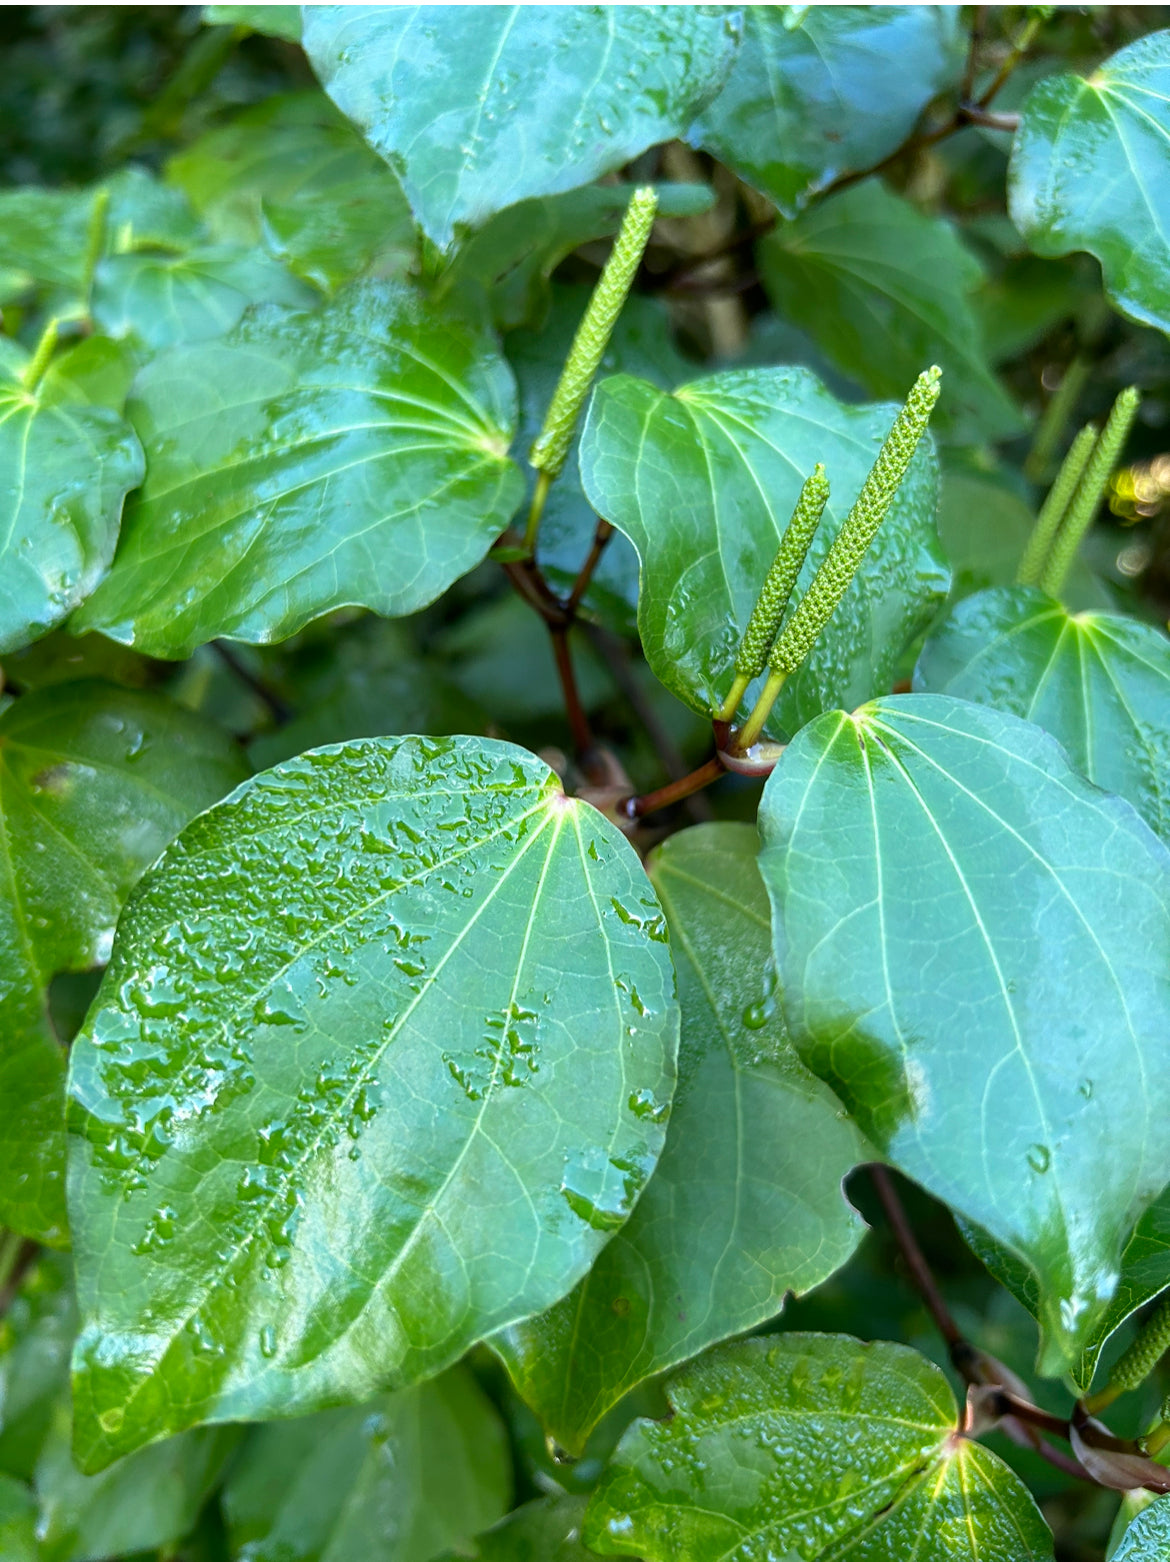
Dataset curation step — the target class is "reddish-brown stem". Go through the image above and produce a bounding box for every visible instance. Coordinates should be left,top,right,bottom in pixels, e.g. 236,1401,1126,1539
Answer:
869,1166,964,1349
622,755,724,820
961,6,985,102
550,626,594,758
567,519,615,615
0,1239,39,1318
501,557,569,628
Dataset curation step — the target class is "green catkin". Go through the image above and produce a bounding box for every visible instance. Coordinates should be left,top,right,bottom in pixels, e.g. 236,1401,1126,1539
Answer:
1109,1292,1170,1394
1039,385,1141,596
769,366,942,677
529,186,659,480
1017,422,1099,587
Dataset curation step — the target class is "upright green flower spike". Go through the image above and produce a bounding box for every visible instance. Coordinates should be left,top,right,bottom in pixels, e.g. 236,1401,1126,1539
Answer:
1017,422,1098,587
771,367,942,678
719,465,829,722
1107,1291,1170,1394
529,186,659,483
1039,385,1141,596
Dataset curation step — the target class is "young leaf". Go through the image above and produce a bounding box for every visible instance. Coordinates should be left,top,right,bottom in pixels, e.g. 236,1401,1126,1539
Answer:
1113,1495,1170,1560
1010,32,1170,335
578,366,946,733
496,823,868,1455
437,1496,591,1562
584,1334,1053,1560
0,338,143,655
760,181,1023,443
222,1367,511,1562
67,736,679,1468
300,5,740,248
692,6,964,217
73,281,523,658
915,587,1170,843
757,694,1170,1372
0,682,249,1243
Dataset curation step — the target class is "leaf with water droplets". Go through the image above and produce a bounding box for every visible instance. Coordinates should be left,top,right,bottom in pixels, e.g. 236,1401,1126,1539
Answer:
758,694,1170,1374
496,823,868,1454
578,366,947,732
691,6,964,218
1010,31,1170,335
73,280,523,658
222,1366,510,1562
437,1496,592,1562
0,682,249,1244
584,1334,1053,1560
0,338,143,656
67,734,678,1468
915,586,1170,843
300,5,740,250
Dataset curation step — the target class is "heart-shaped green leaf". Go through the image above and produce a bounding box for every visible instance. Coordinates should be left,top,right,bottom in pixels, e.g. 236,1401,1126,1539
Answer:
578,367,946,732
222,1367,511,1562
760,181,1023,443
300,5,740,249
73,281,523,658
915,587,1170,842
584,1334,1053,1560
438,1497,591,1562
68,736,678,1468
0,682,248,1244
496,823,867,1454
0,339,143,655
758,694,1170,1372
1009,32,1170,335
692,7,964,216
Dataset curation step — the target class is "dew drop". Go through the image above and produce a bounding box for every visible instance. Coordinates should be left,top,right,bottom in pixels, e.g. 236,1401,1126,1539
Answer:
259,1323,277,1358
1027,1143,1051,1174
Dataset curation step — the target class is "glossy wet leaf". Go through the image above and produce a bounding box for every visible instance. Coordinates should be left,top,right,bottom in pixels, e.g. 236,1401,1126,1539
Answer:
760,181,1022,443
73,281,523,657
692,6,964,217
68,735,679,1468
915,587,1170,842
578,366,946,732
0,682,248,1243
0,338,143,655
1114,1496,1170,1560
301,5,740,248
223,1366,511,1562
438,1496,592,1562
1009,32,1170,335
497,823,868,1454
758,694,1170,1372
509,284,694,634
168,92,416,293
92,244,315,349
960,1186,1170,1394
584,1334,1053,1560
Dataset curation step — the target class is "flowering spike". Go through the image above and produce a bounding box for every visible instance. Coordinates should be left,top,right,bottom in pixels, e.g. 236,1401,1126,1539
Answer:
1017,423,1099,587
1107,1291,1170,1394
769,367,941,679
1039,385,1141,597
529,187,659,483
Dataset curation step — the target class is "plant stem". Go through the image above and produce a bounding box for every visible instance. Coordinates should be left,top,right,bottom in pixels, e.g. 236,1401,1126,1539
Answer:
566,518,614,614
550,627,594,758
0,1236,38,1318
1024,355,1092,484
522,469,552,555
868,1166,964,1350
734,669,787,753
977,9,1048,109
621,756,724,820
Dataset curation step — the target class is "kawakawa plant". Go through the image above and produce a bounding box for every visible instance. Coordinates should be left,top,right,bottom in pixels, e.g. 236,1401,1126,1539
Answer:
1,6,1170,1562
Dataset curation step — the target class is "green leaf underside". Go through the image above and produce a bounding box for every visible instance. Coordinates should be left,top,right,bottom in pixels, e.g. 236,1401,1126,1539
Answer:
757,694,1170,1371
0,683,249,1243
584,1334,1052,1560
167,91,416,293
509,285,693,634
67,735,679,1468
300,5,740,248
73,281,523,658
0,341,143,656
960,1184,1170,1394
760,180,1023,443
578,367,947,733
438,1496,592,1562
1009,31,1170,334
1114,1496,1170,1559
222,1366,511,1562
92,245,316,349
496,823,868,1454
692,7,964,218
915,587,1170,844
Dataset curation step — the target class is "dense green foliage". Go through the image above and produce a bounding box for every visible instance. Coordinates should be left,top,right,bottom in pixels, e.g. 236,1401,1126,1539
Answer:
2,6,1170,1560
